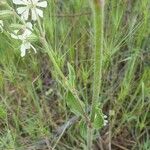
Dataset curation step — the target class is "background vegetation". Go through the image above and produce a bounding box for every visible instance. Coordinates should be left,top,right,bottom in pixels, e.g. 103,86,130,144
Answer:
0,0,150,149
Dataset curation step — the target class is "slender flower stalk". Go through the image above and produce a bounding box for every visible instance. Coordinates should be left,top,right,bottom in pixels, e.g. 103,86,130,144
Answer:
87,0,105,149
35,12,92,127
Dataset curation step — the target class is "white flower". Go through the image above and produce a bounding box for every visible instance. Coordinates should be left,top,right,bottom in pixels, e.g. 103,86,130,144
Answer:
104,115,107,119
0,20,4,32
103,115,108,126
11,22,36,57
13,0,47,21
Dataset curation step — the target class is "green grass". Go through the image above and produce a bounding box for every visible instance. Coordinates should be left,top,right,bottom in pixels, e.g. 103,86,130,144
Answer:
0,0,150,149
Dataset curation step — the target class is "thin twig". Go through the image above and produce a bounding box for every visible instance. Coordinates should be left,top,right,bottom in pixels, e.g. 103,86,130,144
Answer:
112,142,129,150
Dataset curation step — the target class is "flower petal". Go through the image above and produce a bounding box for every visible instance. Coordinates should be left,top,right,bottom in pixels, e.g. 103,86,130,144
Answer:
24,42,31,49
22,8,29,20
20,42,31,57
36,1,47,8
26,22,33,30
20,44,27,57
16,7,27,14
31,9,37,21
11,30,19,39
23,29,32,38
35,8,43,18
103,115,107,119
18,35,24,40
31,0,40,3
12,0,26,5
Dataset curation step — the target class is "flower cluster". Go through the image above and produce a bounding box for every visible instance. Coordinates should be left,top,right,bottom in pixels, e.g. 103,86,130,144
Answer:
11,22,36,57
13,0,47,21
12,0,47,57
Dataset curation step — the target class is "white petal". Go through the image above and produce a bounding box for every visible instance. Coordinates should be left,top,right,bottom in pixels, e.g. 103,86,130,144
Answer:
26,22,33,30
11,30,19,39
11,34,19,39
104,115,107,119
104,122,107,126
21,44,27,57
18,35,24,40
36,8,43,17
104,120,108,125
37,1,47,8
12,0,26,5
104,120,108,124
20,42,31,57
31,0,40,3
22,8,29,20
23,29,32,38
31,9,37,21
24,42,31,49
16,7,27,14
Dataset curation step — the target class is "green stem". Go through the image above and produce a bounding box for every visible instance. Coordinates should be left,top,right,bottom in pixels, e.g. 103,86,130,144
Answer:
87,126,93,150
87,0,105,149
91,0,104,121
43,39,91,126
36,16,91,127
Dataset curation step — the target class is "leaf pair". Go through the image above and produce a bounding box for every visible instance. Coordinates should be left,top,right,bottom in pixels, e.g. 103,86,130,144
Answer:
66,63,104,131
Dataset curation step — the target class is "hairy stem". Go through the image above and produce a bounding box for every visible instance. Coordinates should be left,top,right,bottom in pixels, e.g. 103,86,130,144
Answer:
87,0,105,149
91,0,104,121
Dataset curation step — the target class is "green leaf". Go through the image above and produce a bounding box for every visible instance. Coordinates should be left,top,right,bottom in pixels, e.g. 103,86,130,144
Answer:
0,73,4,89
66,91,85,116
67,63,76,87
0,105,7,119
93,109,104,129
10,24,23,29
79,120,87,139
